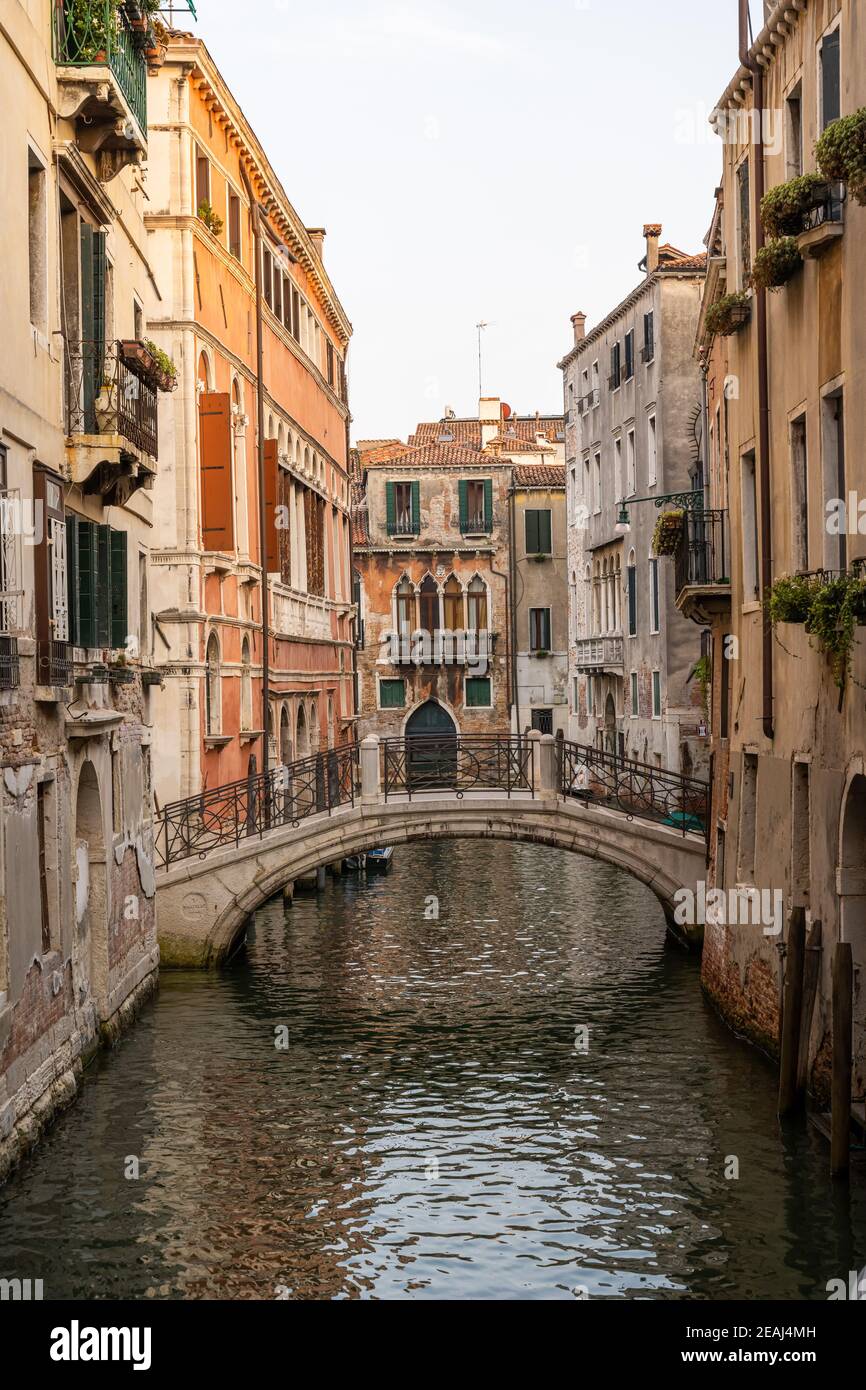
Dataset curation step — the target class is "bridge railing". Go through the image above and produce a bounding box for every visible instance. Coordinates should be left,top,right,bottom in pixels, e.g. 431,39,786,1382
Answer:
559,740,709,839
381,735,534,800
155,743,360,870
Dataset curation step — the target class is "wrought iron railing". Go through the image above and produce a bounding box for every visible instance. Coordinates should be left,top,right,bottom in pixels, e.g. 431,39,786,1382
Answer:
52,0,148,134
801,183,845,234
675,508,730,594
0,637,19,691
155,744,360,870
559,740,709,839
382,735,533,799
387,517,418,537
37,639,73,688
64,340,158,459
459,513,491,535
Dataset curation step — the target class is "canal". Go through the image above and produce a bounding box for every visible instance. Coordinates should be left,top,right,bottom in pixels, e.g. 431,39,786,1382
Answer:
1,840,865,1300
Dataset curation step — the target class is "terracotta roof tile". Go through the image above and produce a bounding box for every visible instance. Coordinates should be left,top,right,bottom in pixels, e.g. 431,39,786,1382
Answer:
409,416,564,449
513,463,566,489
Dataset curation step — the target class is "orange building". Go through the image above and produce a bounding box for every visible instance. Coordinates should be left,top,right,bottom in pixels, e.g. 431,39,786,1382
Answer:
145,30,355,806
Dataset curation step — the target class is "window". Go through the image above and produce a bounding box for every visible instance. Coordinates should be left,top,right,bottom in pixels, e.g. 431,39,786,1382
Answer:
262,246,273,309
291,287,301,341
282,277,292,333
624,330,635,381
466,677,491,708
647,413,657,486
786,82,803,180
649,557,660,633
741,450,759,601
65,517,128,650
627,553,637,636
273,269,283,322
387,480,420,536
737,157,751,286
591,361,599,405
791,414,809,572
241,638,253,732
379,678,406,709
594,453,602,515
642,311,654,364
525,509,552,555
626,428,636,496
195,147,211,213
205,633,221,736
630,672,639,717
529,607,551,652
28,149,47,330
326,341,335,389
396,578,414,634
720,631,731,740
822,389,846,571
586,676,594,716
419,576,439,635
819,26,841,132
228,190,241,259
609,341,622,390
652,670,661,719
614,437,623,503
532,708,553,734
443,576,463,631
467,577,487,632
459,479,492,534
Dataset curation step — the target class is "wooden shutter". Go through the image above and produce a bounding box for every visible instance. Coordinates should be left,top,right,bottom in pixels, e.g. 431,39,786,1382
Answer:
822,30,841,127
92,230,106,365
628,565,637,636
66,514,79,646
386,482,396,532
483,479,493,531
525,510,539,554
411,481,420,534
263,438,280,574
76,519,97,648
110,529,128,649
458,480,469,530
279,472,292,584
539,510,552,554
95,524,112,647
199,393,234,551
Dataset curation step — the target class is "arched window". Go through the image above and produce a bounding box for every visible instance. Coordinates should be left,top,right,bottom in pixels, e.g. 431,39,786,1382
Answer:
627,548,637,637
614,556,622,631
467,576,487,633
205,633,221,735
241,637,252,732
396,577,414,635
419,576,439,636
327,696,335,749
197,351,211,391
443,575,463,631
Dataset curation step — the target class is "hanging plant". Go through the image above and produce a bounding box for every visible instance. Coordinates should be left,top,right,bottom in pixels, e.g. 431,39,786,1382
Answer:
816,108,866,206
693,654,711,717
750,238,802,291
652,509,685,557
143,338,178,391
767,573,817,625
704,291,751,338
760,174,832,236
768,572,866,690
197,202,224,237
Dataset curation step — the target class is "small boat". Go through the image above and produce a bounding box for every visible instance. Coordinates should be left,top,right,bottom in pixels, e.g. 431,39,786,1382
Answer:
364,846,395,874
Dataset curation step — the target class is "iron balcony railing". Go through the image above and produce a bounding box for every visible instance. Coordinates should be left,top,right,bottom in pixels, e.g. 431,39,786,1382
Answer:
574,635,625,671
675,509,730,595
64,339,158,459
52,0,148,134
37,639,73,689
387,516,418,538
382,735,533,799
460,514,491,535
801,183,845,234
155,744,360,870
0,637,19,691
559,740,709,841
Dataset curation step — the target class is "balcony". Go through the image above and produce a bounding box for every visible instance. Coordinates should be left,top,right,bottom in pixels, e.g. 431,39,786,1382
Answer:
389,630,496,667
63,339,158,501
386,517,418,539
797,184,845,260
675,509,731,624
37,640,74,692
575,635,624,673
459,514,491,537
0,638,19,691
52,1,149,181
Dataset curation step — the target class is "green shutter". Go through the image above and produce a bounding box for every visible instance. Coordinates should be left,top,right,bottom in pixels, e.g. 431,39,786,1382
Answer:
466,677,491,708
458,480,469,531
540,510,552,554
525,511,539,554
80,225,96,430
386,481,396,533
95,524,112,647
110,530,128,649
411,480,420,534
77,519,97,648
483,479,493,532
92,230,106,366
66,515,79,647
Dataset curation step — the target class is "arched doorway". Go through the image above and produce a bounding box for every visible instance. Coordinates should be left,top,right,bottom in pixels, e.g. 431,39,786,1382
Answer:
75,762,108,1021
840,776,866,958
296,704,310,759
405,700,457,789
604,693,617,758
279,706,292,766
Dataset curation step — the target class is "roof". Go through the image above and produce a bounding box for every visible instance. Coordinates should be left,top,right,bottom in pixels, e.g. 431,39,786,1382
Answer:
380,443,505,470
356,440,415,465
408,416,564,449
513,464,566,489
658,245,708,272
355,439,402,452
487,434,557,454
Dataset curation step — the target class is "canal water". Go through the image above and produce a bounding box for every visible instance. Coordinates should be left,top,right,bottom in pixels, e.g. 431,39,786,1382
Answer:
2,840,865,1301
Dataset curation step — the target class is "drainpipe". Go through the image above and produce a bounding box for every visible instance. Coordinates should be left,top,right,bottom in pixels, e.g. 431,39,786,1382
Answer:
740,0,774,741
240,160,271,778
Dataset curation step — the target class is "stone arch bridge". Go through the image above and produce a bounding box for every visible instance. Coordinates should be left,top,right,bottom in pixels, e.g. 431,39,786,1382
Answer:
154,735,710,967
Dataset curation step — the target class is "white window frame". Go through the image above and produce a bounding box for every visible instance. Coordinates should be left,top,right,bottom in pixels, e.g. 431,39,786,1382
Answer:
647,411,658,487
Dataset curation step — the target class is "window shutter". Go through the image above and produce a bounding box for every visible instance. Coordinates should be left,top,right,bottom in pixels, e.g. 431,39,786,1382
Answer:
525,511,539,554
80,225,97,430
411,480,421,533
77,519,97,648
66,515,79,647
458,480,469,531
483,479,493,531
822,30,841,127
199,393,234,551
263,438,280,573
628,565,637,636
543,610,551,649
96,524,112,647
386,482,396,532
92,230,106,367
110,529,128,649
540,510,552,554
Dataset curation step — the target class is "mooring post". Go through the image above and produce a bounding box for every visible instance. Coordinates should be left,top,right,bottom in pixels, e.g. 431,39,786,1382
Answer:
831,941,853,1178
797,919,822,1096
778,906,806,1116
360,735,380,807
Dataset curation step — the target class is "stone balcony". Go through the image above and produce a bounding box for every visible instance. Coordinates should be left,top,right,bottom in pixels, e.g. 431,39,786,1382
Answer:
575,635,624,673
53,0,150,181
63,340,159,503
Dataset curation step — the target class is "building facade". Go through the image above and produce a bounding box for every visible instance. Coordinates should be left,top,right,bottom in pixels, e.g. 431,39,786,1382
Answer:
0,0,166,1178
145,31,355,815
697,0,866,1103
352,400,564,741
560,227,710,777
511,464,569,736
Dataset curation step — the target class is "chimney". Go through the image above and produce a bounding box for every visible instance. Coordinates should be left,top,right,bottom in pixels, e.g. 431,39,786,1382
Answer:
480,396,501,447
570,311,586,346
643,223,662,275
306,227,326,259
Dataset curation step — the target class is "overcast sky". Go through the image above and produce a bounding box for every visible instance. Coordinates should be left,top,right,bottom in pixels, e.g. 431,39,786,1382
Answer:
177,1,765,441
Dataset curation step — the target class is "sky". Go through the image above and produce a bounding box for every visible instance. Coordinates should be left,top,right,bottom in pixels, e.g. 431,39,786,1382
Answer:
171,0,766,442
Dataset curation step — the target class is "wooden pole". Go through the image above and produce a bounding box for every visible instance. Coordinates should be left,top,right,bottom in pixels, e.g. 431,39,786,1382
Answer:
831,941,853,1178
797,920,822,1096
778,907,806,1116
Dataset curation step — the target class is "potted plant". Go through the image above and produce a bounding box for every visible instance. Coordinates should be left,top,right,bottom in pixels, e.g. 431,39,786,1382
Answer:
197,202,224,237
750,238,802,291
142,339,178,392
652,509,685,557
704,291,752,338
767,573,817,624
760,173,833,236
120,339,156,374
768,571,866,691
817,107,866,205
